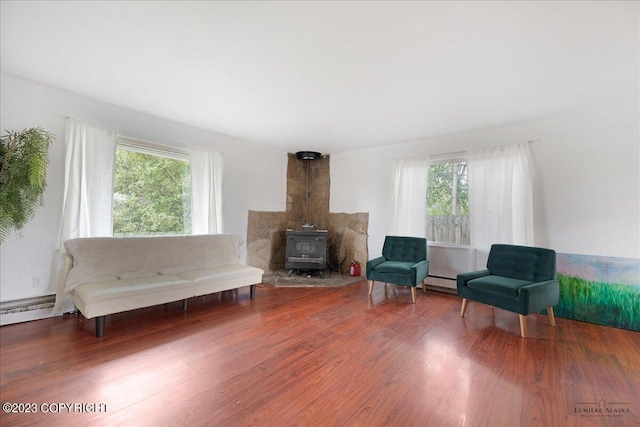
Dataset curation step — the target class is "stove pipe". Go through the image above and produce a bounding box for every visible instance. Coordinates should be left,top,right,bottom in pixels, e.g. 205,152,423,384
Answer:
296,151,321,161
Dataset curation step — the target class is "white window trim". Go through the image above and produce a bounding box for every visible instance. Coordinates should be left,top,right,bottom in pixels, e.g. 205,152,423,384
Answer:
117,136,189,161
429,151,467,165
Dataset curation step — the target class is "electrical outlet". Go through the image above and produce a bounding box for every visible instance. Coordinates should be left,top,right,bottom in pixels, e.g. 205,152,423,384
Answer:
32,276,42,288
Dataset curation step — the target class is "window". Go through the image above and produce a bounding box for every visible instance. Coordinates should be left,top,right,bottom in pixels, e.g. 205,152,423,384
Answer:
427,154,469,245
113,137,192,236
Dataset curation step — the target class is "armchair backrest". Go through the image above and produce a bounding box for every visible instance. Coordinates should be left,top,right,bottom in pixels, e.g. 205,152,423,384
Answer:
487,244,557,282
382,236,427,263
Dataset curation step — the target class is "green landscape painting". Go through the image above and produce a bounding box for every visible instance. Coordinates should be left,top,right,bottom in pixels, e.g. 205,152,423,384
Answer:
554,253,640,331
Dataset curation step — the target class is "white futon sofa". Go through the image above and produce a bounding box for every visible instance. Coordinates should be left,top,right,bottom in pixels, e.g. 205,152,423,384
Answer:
63,234,263,337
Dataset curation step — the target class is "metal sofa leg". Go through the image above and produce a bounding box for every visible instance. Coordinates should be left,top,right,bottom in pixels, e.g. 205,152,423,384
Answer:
95,316,105,337
182,299,188,311
250,284,256,299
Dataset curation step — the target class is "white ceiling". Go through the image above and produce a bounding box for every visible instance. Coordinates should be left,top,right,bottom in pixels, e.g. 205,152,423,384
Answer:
1,1,637,154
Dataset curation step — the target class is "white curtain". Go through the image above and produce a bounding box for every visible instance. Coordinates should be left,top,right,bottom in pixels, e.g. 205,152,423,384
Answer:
388,156,430,237
468,142,534,269
190,149,223,234
52,118,117,314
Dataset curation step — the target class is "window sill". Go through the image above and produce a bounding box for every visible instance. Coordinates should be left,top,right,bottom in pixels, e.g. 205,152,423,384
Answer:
427,242,471,249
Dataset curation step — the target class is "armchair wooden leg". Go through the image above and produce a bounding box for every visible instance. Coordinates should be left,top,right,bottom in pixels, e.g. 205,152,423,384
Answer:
519,314,527,338
368,280,374,296
460,298,468,317
422,279,426,293
411,287,416,303
547,307,556,326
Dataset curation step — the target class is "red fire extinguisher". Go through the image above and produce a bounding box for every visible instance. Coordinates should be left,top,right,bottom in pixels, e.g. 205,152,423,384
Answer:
349,261,355,276
354,261,361,277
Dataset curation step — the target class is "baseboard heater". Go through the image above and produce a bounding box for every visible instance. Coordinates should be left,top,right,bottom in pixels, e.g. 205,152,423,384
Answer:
424,275,457,294
0,295,55,313
0,295,57,326
426,244,473,294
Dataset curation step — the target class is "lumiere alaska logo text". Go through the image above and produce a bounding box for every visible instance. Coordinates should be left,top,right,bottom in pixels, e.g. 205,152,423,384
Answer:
574,399,632,417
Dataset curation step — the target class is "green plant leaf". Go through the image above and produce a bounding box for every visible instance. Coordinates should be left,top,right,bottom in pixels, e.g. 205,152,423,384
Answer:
0,127,54,243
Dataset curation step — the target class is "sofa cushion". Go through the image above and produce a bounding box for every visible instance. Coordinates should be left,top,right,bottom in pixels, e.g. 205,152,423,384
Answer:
181,265,264,297
119,271,160,280
374,261,414,275
74,275,193,305
467,275,532,297
178,265,264,284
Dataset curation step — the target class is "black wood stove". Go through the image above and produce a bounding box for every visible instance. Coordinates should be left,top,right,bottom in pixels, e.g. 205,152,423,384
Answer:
285,229,327,277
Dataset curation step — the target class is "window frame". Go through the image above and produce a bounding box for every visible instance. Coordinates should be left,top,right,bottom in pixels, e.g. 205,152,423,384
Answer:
116,136,189,161
113,136,192,237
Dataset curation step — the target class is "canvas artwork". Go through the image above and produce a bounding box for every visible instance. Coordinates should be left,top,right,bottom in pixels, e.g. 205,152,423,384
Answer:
554,253,640,331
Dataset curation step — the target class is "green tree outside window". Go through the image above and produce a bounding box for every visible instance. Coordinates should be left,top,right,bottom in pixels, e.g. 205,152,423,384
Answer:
427,161,469,245
113,149,191,236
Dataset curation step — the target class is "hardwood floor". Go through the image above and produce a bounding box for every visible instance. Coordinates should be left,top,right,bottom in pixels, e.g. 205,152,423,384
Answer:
1,281,638,426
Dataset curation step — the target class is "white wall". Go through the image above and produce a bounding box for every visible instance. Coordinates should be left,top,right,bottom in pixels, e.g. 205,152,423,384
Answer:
331,105,640,263
0,72,287,302
2,73,638,304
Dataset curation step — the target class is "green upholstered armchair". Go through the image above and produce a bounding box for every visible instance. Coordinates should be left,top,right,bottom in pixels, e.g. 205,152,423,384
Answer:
457,244,559,338
366,236,429,303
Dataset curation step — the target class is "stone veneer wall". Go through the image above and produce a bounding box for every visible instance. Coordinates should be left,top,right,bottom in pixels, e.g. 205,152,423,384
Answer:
247,153,368,275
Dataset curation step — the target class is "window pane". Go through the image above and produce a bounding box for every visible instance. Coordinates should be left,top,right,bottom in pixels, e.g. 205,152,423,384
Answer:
427,161,469,244
113,149,191,236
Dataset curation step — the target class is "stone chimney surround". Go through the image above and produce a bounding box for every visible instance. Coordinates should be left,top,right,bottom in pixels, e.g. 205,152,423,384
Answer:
247,153,368,275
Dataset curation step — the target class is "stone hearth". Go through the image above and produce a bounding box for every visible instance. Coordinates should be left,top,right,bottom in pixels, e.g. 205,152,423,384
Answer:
247,153,368,276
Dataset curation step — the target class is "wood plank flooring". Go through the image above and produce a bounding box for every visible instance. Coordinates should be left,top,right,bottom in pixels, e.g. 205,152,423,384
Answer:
1,281,639,426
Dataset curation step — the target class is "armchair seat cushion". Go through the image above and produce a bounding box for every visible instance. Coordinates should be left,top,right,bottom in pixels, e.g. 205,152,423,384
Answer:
375,261,414,275
467,275,533,297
